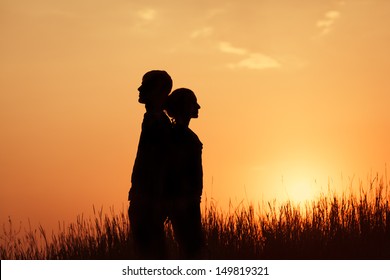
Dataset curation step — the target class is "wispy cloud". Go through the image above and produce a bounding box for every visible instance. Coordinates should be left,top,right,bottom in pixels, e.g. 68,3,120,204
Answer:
218,41,280,70
137,8,156,21
228,53,281,70
316,10,341,36
219,41,248,55
132,8,158,32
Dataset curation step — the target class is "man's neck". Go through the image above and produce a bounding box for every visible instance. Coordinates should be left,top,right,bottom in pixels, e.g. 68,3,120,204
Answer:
145,103,164,113
145,107,167,121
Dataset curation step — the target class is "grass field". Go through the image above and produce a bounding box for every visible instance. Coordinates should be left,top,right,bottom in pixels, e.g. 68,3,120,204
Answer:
1,178,390,259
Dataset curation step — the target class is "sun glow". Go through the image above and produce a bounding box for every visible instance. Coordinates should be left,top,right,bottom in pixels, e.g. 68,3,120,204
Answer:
247,162,328,206
280,165,326,204
275,164,325,204
284,177,318,204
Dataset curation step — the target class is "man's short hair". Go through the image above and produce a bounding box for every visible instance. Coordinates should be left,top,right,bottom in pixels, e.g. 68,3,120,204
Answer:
143,70,173,96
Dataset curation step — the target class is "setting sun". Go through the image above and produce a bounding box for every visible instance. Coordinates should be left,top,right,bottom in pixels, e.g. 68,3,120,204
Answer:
284,178,318,204
280,163,325,204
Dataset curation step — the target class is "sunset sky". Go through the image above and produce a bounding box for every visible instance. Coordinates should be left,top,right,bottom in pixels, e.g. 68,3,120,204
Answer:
1,0,390,231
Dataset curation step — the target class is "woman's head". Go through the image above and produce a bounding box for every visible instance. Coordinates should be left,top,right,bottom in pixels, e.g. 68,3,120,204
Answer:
165,88,200,124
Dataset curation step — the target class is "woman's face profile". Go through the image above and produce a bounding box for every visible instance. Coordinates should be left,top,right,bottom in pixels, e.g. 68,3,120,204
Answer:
189,99,201,119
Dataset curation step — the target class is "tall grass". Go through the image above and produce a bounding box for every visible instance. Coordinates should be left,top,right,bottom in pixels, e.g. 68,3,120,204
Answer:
1,179,390,259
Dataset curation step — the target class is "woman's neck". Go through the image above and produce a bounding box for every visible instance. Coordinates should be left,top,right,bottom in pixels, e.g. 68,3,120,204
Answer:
174,117,191,127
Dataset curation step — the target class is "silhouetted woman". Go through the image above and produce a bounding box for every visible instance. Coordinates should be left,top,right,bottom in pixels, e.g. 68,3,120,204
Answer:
164,88,204,259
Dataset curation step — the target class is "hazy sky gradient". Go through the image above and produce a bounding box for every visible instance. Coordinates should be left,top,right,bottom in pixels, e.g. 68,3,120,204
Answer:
1,0,390,230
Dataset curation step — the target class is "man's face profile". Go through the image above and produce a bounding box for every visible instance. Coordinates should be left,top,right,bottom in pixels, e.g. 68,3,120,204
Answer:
137,77,155,104
137,70,171,107
137,72,166,105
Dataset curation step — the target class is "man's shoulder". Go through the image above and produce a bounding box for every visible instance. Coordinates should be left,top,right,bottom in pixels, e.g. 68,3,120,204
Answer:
143,112,171,128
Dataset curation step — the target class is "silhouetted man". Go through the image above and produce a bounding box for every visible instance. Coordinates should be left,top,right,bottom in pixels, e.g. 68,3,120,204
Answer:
128,70,172,259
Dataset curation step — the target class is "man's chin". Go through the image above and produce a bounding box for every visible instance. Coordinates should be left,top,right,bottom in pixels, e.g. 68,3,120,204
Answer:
138,98,146,104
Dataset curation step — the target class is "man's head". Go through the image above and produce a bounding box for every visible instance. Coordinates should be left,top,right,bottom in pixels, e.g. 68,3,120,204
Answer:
138,70,173,109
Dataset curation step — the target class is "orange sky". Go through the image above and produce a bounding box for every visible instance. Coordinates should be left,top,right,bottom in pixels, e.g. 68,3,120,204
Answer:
1,0,390,231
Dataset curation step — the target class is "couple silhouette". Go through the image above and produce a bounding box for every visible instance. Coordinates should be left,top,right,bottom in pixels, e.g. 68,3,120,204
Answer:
128,70,203,259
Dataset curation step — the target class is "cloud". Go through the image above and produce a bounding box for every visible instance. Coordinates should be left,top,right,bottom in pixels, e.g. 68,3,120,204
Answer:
219,41,248,55
218,41,280,70
316,10,341,36
228,53,281,70
137,8,156,21
132,8,158,32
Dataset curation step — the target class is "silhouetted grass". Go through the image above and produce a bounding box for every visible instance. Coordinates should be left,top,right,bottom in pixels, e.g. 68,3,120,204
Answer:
1,179,390,259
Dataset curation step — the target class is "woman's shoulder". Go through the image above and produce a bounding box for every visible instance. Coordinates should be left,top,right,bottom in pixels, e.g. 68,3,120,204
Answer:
186,128,203,149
